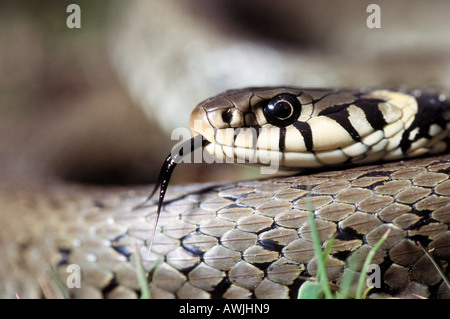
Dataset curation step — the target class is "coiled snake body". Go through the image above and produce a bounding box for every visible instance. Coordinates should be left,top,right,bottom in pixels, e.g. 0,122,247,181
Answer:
2,87,450,299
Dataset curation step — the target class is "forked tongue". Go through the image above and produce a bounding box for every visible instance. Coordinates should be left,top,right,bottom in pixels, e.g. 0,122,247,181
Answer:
134,135,208,254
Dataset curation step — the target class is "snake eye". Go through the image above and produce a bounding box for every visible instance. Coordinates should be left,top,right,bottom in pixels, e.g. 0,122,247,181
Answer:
263,94,301,127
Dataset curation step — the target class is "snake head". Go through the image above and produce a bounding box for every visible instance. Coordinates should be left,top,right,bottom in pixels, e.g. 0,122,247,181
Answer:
142,87,449,253
190,87,422,169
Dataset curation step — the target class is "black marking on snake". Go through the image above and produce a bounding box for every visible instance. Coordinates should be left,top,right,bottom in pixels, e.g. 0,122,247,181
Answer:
408,234,433,248
101,278,120,297
404,209,436,245
335,224,363,241
354,98,387,131
293,121,313,152
356,170,394,189
400,93,450,153
318,104,361,141
289,277,308,299
112,245,133,259
57,248,71,267
406,209,437,230
221,108,234,124
435,161,450,175
342,156,353,165
359,170,393,177
111,234,133,259
429,282,448,299
332,250,352,262
258,238,284,252
182,231,209,255
370,259,397,296
292,183,319,191
210,277,233,299
252,262,274,273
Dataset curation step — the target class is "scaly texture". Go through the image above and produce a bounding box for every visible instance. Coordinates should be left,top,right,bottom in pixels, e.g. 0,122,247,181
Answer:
2,155,449,299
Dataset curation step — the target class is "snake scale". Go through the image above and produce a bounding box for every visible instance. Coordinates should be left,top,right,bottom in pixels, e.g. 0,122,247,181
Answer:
2,87,450,299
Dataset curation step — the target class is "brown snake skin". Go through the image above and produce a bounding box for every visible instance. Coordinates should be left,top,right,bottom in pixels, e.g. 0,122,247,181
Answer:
1,154,449,299
4,0,450,302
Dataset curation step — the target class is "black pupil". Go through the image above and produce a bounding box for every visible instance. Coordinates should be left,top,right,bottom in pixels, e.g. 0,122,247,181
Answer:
263,94,301,127
270,101,292,119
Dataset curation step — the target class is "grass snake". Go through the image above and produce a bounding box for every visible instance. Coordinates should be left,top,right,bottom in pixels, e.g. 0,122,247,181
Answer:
2,87,450,299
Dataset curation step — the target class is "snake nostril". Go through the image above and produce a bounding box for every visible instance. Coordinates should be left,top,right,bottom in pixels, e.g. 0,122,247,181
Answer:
221,109,233,124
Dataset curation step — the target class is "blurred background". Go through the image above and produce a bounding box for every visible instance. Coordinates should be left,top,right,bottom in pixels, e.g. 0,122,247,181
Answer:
2,0,450,190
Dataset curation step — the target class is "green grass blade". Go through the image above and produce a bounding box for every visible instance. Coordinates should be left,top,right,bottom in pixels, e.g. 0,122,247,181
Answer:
361,286,374,299
336,268,356,299
355,228,390,299
322,237,335,264
49,265,69,299
306,194,333,299
134,243,151,299
297,281,323,299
